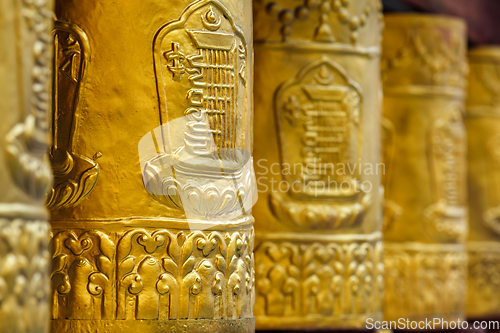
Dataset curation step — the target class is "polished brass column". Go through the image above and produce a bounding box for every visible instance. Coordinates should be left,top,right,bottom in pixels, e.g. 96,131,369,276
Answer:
0,0,54,331
49,0,255,332
382,15,468,322
466,47,500,320
253,0,384,330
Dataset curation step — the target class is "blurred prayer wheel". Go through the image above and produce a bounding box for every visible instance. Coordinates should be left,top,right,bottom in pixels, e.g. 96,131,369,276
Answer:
253,0,384,330
49,0,255,331
0,0,54,331
381,14,468,322
466,46,500,320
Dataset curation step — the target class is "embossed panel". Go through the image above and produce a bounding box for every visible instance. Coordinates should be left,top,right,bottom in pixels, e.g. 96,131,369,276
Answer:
0,0,54,332
276,57,362,199
48,21,99,210
466,47,500,319
253,0,383,330
384,243,467,321
425,102,467,241
141,0,254,220
49,223,254,325
254,233,383,329
382,14,468,322
49,0,254,331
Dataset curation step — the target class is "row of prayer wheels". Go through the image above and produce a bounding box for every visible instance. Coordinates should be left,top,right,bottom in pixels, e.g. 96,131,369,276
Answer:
0,0,499,331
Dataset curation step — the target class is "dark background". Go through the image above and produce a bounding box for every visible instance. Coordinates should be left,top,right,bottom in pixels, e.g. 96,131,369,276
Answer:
383,0,500,46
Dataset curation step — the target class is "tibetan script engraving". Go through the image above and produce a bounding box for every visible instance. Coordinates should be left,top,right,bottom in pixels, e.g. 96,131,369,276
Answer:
269,57,369,230
144,0,253,219
425,102,467,240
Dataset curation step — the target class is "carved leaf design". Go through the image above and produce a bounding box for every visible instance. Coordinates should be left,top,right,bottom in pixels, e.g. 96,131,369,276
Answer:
182,257,196,277
162,258,178,276
51,254,68,276
96,256,113,278
49,21,98,210
47,162,99,209
118,257,135,278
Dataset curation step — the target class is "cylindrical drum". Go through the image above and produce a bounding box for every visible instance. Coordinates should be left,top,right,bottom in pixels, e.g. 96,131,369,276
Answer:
253,0,384,330
466,47,500,320
0,0,54,331
381,15,468,323
49,0,255,331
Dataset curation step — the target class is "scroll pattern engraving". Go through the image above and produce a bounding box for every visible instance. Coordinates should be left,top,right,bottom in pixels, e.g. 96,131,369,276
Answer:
483,133,500,235
470,58,500,108
425,103,468,241
254,237,383,317
270,57,370,229
467,246,500,316
0,217,50,332
50,226,254,320
48,21,100,210
382,22,467,89
5,0,53,200
255,0,383,43
384,245,467,320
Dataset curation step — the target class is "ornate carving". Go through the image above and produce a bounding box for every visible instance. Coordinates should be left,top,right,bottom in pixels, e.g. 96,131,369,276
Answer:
48,21,100,210
254,233,383,327
382,15,468,323
144,0,253,217
50,225,254,321
384,243,467,321
5,0,53,201
269,56,370,230
465,47,500,319
382,16,467,91
253,0,383,44
424,102,468,241
482,133,500,235
0,216,50,332
269,192,371,230
467,49,500,110
467,243,500,317
253,0,383,330
145,164,255,219
1,0,53,332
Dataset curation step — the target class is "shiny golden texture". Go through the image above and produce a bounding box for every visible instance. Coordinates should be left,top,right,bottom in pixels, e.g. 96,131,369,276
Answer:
49,0,255,331
382,14,468,321
253,0,384,330
466,47,500,319
0,0,54,331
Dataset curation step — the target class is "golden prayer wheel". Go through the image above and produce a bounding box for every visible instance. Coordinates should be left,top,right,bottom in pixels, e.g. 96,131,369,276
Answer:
252,0,384,330
466,47,500,320
49,0,255,331
381,14,468,322
0,0,54,332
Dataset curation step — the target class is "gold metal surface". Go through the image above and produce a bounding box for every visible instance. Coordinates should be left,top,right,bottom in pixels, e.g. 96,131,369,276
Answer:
381,14,468,322
466,46,500,319
49,0,255,331
253,0,384,330
0,0,54,331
